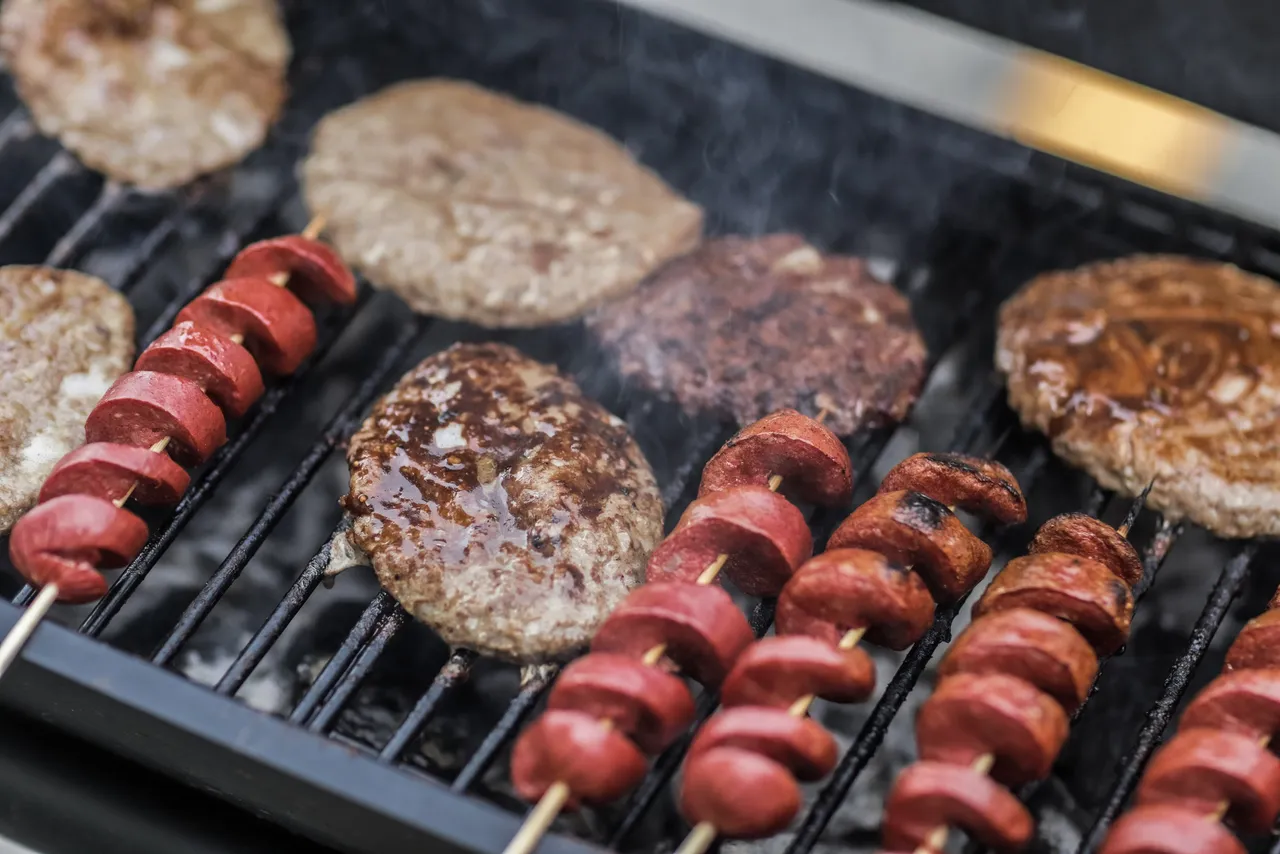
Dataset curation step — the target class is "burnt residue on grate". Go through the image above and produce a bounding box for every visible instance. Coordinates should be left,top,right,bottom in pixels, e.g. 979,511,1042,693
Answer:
1,2,1280,854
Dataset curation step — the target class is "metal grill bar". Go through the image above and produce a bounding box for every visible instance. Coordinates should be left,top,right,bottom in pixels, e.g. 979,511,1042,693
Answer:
451,670,557,794
214,527,341,695
379,649,478,763
115,188,208,293
0,110,31,153
306,608,410,733
43,181,127,268
150,301,413,667
0,151,78,244
1075,544,1257,853
288,592,396,726
71,300,367,633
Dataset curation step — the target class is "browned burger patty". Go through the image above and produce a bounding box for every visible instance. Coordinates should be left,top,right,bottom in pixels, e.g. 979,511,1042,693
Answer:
337,342,665,663
0,266,135,532
997,254,1280,538
588,234,928,436
0,0,290,190
302,79,704,328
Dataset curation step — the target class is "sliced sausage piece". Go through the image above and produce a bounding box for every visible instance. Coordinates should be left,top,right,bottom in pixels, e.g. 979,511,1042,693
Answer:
1225,610,1280,672
879,453,1026,525
828,490,992,601
224,236,358,306
547,653,694,754
1181,669,1280,742
175,277,317,375
1098,804,1245,854
135,321,265,418
882,761,1033,852
939,608,1098,713
1029,513,1143,587
39,442,190,506
698,409,853,507
974,552,1133,656
85,371,226,466
688,706,837,781
775,548,936,650
8,495,149,603
510,709,646,809
1136,727,1280,834
720,635,875,708
916,672,1069,786
680,746,801,839
646,485,812,596
591,582,754,687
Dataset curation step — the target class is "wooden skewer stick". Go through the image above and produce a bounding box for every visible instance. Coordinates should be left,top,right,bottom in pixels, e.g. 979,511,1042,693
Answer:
1208,734,1271,822
0,216,328,681
912,754,996,854
505,409,833,854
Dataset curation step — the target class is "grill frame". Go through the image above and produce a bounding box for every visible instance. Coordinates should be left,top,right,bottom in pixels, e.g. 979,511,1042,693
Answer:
0,2,1278,854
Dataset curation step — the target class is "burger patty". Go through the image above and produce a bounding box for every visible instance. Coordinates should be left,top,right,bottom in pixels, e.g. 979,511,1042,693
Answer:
0,266,135,532
0,0,290,189
588,234,928,436
997,254,1280,538
302,79,703,328
338,342,665,663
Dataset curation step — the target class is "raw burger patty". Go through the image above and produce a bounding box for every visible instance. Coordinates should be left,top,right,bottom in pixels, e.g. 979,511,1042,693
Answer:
0,0,290,189
0,266,135,532
588,234,927,436
302,79,703,328
339,342,664,663
997,254,1280,538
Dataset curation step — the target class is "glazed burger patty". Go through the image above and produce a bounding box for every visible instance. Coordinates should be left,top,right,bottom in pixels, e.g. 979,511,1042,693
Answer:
339,342,664,663
0,266,135,532
302,79,703,328
0,0,290,189
997,254,1280,538
588,234,928,437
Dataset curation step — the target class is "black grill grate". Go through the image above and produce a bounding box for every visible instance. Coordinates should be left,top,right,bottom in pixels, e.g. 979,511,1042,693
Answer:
0,3,1277,854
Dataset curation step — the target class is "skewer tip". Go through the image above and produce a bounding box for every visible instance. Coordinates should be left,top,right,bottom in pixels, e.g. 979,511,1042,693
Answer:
301,214,327,241
675,821,719,854
0,582,60,679
503,782,570,854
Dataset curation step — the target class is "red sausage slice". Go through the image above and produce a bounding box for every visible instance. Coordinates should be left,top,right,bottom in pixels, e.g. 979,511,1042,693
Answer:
698,409,853,507
176,277,317,375
775,548,935,650
510,710,646,809
939,608,1098,713
687,706,837,781
916,672,1069,786
9,495,149,603
224,236,358,306
680,747,801,839
646,486,812,596
547,653,694,754
974,552,1133,656
721,635,875,708
85,372,226,466
827,490,992,601
1029,513,1143,587
1225,610,1280,672
879,453,1026,525
39,442,190,506
882,761,1034,852
136,322,265,418
1136,727,1280,834
1181,669,1280,742
1098,804,1245,854
591,582,754,687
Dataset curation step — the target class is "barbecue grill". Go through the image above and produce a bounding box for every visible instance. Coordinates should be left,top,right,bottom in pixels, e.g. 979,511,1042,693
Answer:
1,2,1278,854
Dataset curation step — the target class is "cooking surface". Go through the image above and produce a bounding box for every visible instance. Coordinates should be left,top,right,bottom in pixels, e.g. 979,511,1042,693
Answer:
0,2,1278,854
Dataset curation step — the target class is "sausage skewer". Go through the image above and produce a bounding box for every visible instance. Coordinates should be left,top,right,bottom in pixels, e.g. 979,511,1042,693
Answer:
0,215,357,679
504,410,839,854
673,455,1029,853
1098,589,1280,854
881,494,1147,853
